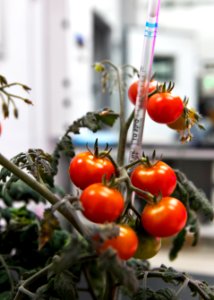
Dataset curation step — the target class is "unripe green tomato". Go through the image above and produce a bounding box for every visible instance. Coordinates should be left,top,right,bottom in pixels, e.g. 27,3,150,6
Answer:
134,233,161,260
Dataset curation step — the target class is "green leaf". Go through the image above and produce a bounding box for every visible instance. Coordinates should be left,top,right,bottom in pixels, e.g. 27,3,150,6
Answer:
127,258,150,278
53,271,78,300
98,249,139,294
48,230,69,252
187,210,200,247
85,261,107,299
50,233,89,275
35,283,50,300
169,228,187,261
1,180,42,206
9,206,37,225
0,149,56,189
175,169,214,221
95,108,119,127
55,135,75,158
133,288,178,300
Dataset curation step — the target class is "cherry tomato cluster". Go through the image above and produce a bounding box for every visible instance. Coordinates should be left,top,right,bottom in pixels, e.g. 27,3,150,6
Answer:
128,80,184,124
131,159,187,238
69,145,187,261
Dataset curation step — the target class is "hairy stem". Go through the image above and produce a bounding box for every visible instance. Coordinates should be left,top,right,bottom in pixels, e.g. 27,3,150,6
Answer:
100,60,126,166
0,153,88,237
83,267,98,300
14,263,52,300
138,270,212,300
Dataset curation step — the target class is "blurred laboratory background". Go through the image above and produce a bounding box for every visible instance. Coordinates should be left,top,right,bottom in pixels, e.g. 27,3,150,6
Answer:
0,0,214,286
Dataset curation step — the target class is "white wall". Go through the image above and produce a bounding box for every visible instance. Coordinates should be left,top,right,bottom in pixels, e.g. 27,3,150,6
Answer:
136,2,214,62
0,0,121,158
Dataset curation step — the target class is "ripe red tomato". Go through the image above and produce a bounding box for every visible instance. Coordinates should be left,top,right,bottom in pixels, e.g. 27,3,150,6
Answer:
134,232,161,260
80,183,124,223
99,225,138,260
128,80,157,105
69,151,115,190
141,197,187,237
131,161,177,197
147,92,184,124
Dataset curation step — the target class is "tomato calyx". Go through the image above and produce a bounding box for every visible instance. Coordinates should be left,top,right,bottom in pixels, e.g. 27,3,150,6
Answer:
124,150,161,171
86,138,112,159
167,97,205,143
156,81,175,94
101,173,119,189
140,150,162,168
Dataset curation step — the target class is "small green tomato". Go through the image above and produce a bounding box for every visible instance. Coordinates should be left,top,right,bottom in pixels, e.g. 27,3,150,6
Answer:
134,232,161,260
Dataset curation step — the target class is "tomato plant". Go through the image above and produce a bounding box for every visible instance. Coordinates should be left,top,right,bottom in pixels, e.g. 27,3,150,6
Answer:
141,196,187,237
147,92,184,124
80,183,124,223
1,62,213,300
99,225,138,260
69,151,115,190
131,161,177,197
134,231,161,260
128,80,157,105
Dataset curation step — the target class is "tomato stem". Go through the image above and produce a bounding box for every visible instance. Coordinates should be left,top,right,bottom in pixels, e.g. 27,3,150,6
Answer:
124,157,147,170
130,196,141,220
100,60,126,166
93,138,99,157
0,153,88,237
100,151,120,177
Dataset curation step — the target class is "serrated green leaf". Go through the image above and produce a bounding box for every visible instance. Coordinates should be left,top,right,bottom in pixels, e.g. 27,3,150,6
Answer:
98,249,139,294
53,271,78,300
95,108,119,127
35,283,50,300
1,180,42,206
169,228,187,261
175,169,214,221
0,149,55,189
127,258,150,278
133,288,178,300
50,233,89,275
85,260,107,299
56,135,75,158
154,288,178,300
48,230,69,252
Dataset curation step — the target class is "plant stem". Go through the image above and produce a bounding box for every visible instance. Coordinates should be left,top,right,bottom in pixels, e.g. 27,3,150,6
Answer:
0,153,88,237
83,267,98,300
137,271,212,300
0,90,30,102
100,60,126,166
14,263,52,300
